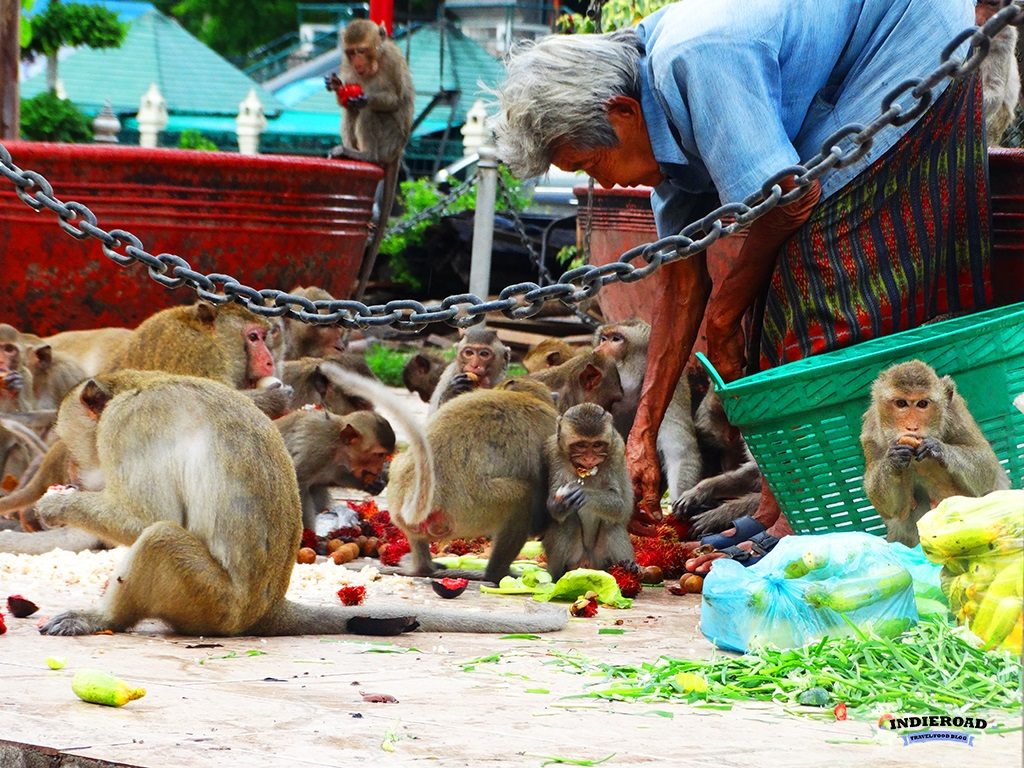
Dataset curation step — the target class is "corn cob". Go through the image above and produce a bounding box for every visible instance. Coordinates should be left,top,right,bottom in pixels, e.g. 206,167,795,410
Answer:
972,596,1022,651
71,669,146,707
804,565,912,612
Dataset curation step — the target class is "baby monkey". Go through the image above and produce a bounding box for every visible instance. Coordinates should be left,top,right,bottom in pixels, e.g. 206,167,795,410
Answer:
544,403,635,581
860,360,1009,546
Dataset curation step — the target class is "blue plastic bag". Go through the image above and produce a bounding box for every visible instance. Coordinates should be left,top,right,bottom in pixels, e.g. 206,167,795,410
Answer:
700,533,918,653
888,542,948,616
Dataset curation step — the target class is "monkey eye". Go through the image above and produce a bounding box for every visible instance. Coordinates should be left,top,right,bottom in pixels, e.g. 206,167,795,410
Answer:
479,350,492,358
894,399,908,408
1,344,15,353
247,331,261,342
915,399,930,409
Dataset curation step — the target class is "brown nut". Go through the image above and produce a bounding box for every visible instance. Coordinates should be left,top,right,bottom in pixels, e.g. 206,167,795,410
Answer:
640,565,664,584
340,542,361,561
297,547,317,565
330,547,353,565
679,574,704,594
362,536,380,557
326,538,344,553
356,535,368,549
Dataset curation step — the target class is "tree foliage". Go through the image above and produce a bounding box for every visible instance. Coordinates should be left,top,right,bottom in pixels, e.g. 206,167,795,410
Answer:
23,1,127,57
20,92,92,142
155,0,299,60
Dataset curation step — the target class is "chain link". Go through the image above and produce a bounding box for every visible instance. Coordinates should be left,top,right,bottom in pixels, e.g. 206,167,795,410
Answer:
380,172,478,240
0,2,1020,333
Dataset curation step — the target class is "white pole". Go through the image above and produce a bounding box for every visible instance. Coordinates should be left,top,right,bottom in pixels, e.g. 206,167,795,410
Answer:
469,144,498,299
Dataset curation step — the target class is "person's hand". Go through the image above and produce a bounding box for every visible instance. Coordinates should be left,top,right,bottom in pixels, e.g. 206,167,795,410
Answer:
625,422,663,535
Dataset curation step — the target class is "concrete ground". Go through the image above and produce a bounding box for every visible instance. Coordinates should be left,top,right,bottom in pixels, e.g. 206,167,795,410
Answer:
0,389,1020,767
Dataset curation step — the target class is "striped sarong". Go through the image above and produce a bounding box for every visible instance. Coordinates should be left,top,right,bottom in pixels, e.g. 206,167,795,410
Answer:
759,75,992,368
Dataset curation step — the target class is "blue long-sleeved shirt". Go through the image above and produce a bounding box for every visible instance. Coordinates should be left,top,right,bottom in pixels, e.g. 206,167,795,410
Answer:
635,0,974,235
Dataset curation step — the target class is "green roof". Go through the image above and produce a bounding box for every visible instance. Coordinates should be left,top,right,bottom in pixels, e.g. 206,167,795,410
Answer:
20,9,283,117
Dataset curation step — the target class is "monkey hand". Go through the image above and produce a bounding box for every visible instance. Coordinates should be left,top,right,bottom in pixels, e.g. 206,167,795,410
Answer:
671,482,715,521
914,436,946,466
35,485,78,528
1,370,24,394
337,83,367,108
549,484,585,519
885,441,914,471
324,73,343,91
448,373,478,397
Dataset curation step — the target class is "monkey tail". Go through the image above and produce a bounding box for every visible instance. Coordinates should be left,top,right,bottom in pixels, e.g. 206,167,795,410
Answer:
252,598,567,636
0,418,48,458
317,362,433,528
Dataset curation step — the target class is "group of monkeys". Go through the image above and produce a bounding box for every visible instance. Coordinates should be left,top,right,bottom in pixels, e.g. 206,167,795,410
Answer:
0,287,1011,639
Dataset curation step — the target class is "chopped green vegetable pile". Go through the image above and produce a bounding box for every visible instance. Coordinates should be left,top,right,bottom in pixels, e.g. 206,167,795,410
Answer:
550,618,1022,716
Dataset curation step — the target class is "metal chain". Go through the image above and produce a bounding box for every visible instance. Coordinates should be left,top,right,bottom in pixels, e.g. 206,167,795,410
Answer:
380,172,477,240
497,174,602,328
0,3,1020,334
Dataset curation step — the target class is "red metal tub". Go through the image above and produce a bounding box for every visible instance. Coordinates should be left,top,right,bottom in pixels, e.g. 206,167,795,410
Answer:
0,141,383,335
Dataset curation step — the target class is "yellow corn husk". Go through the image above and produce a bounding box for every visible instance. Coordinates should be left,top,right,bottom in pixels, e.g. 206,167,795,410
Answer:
972,596,1022,652
919,491,1024,560
71,669,146,707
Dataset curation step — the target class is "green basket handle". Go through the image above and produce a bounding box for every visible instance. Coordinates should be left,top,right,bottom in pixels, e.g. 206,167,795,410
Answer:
695,351,727,392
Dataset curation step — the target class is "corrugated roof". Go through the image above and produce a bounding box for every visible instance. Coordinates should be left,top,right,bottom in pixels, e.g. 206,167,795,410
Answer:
275,22,505,132
20,9,283,117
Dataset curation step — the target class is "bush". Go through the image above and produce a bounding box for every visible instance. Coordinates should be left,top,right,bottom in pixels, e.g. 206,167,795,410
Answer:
178,130,219,151
20,92,92,143
365,344,415,387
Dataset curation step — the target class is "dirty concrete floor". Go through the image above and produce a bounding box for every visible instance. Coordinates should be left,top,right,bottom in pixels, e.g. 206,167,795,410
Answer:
0,389,1021,767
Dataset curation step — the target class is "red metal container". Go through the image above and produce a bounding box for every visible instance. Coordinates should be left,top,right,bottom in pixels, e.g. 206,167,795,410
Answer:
0,141,382,335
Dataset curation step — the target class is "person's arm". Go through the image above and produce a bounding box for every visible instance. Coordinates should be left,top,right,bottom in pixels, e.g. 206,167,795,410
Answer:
626,252,711,525
704,176,821,382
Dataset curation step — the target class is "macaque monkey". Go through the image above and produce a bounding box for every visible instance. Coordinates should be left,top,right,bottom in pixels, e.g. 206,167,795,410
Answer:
402,352,445,403
429,328,510,414
861,360,1010,546
671,389,762,537
109,302,292,418
388,377,560,583
530,350,624,414
282,286,348,360
276,407,395,529
977,0,1021,147
44,327,132,377
326,20,415,299
592,319,701,504
523,338,580,373
283,357,373,414
25,344,87,411
33,369,566,636
544,404,635,581
0,324,34,412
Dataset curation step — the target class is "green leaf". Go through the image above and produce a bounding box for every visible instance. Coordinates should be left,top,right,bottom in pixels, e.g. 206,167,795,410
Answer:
598,628,626,635
501,634,542,640
525,688,550,694
531,753,616,767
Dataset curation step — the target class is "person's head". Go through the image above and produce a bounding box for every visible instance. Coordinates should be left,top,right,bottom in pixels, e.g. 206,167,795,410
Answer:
492,30,662,188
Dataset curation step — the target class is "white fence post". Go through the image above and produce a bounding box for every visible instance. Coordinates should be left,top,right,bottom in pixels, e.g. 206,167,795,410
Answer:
469,143,498,299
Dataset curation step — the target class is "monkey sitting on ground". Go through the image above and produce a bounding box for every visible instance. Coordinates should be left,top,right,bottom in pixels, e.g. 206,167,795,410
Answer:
25,343,87,411
592,319,702,506
109,301,292,418
276,406,395,529
523,338,581,374
544,404,635,582
0,324,34,413
33,369,566,637
860,359,1010,546
402,351,446,404
283,357,373,415
429,328,510,414
281,286,349,361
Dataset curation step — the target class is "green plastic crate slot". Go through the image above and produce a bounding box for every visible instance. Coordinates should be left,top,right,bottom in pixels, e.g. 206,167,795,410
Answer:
697,302,1024,535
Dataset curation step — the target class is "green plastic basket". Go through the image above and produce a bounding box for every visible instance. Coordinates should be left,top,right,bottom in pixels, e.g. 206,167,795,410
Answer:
698,302,1024,536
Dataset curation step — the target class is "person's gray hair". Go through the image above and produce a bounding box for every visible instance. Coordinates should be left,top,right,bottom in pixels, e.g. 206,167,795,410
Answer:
490,30,642,179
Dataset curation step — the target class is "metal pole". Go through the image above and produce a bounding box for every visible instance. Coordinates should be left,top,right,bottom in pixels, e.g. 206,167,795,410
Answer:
0,0,19,140
469,144,497,298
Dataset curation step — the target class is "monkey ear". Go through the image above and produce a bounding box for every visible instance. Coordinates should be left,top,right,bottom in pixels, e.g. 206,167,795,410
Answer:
339,423,362,445
546,351,564,367
312,366,330,398
33,344,53,369
411,354,432,373
579,363,603,392
79,379,113,419
195,302,218,325
941,375,957,403
378,23,388,40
